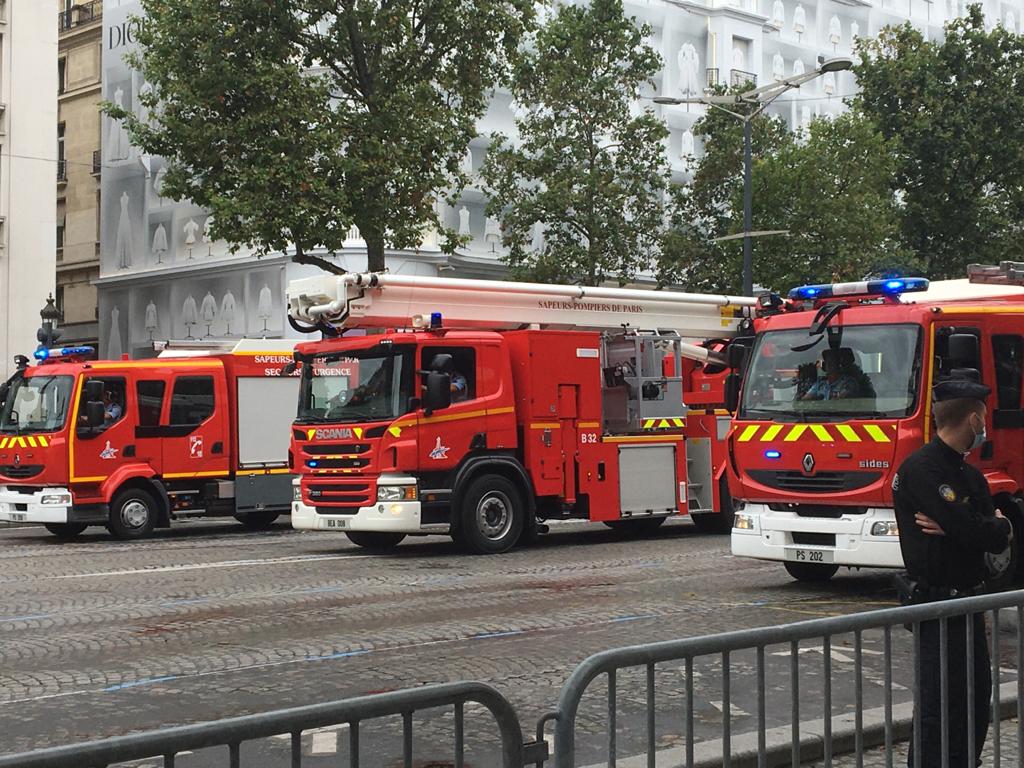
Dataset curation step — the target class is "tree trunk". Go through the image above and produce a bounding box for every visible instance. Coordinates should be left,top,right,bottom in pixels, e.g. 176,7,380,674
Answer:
365,236,386,273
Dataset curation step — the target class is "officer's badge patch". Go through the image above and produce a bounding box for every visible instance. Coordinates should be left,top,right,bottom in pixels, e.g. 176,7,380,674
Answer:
939,484,957,502
891,473,900,492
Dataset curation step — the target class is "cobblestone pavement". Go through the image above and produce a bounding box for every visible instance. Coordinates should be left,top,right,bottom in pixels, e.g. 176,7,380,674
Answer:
0,518,927,766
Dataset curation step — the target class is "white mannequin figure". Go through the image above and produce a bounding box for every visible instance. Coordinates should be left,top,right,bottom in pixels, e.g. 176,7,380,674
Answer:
183,218,199,259
203,216,214,256
823,71,836,96
137,80,155,129
531,222,545,253
772,53,785,82
680,130,695,164
850,21,860,41
677,43,700,96
221,290,237,335
792,58,805,76
114,192,133,270
144,301,158,340
258,284,273,332
485,216,501,244
200,292,217,337
793,4,806,35
151,223,168,264
153,166,167,202
463,147,474,175
106,87,130,162
829,15,842,46
182,295,199,338
108,306,122,360
458,206,471,236
772,0,785,26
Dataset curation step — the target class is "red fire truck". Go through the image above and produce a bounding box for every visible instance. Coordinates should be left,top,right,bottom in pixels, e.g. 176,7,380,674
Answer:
0,340,298,539
729,268,1024,583
284,272,756,554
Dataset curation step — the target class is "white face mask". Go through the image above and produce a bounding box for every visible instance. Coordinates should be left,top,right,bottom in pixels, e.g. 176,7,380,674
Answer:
969,416,987,452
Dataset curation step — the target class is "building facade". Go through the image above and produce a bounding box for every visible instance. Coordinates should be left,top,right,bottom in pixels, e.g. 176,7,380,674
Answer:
97,0,1023,358
1,0,58,376
56,0,102,350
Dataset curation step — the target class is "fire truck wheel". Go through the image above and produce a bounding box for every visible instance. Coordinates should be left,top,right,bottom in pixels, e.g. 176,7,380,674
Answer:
783,562,839,582
108,488,157,540
456,475,524,554
44,523,88,539
345,531,406,552
234,512,280,530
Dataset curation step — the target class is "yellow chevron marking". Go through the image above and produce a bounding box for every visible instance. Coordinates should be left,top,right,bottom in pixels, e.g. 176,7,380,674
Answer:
672,418,685,427
864,424,891,443
26,436,37,448
0,438,7,449
306,429,315,440
643,419,656,429
38,436,48,447
388,426,402,438
12,437,26,448
836,425,861,442
737,425,760,442
810,425,833,441
784,425,809,442
353,427,363,439
760,424,784,442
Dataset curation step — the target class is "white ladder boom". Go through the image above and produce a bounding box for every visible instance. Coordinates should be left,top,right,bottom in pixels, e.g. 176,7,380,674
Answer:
287,273,757,339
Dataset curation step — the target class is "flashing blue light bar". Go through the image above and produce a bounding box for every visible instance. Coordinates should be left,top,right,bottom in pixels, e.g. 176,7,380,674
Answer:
33,345,95,363
788,277,929,301
33,347,49,361
764,449,782,459
59,346,95,357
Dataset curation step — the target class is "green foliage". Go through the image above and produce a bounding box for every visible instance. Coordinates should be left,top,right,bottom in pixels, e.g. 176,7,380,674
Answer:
480,0,670,286
105,0,534,270
855,6,1024,277
661,106,905,294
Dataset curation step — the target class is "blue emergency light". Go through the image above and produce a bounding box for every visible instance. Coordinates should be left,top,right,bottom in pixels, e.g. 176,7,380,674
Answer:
33,345,95,363
430,312,443,329
764,450,782,459
787,277,929,301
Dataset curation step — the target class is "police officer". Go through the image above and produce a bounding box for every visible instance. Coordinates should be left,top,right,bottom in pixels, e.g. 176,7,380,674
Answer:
893,377,1012,768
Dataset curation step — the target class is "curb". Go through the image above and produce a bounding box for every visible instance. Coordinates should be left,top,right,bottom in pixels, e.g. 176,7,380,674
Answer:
581,681,1018,768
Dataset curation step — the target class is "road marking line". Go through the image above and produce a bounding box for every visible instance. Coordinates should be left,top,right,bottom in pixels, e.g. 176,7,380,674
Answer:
710,701,750,717
37,553,380,581
103,676,178,692
0,613,53,623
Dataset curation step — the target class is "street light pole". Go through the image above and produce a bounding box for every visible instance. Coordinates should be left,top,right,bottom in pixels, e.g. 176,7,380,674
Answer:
654,56,853,295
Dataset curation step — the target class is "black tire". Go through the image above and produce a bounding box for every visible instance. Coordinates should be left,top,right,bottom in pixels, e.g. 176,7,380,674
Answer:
454,474,524,554
985,503,1020,588
784,561,839,582
234,512,280,530
603,516,667,537
345,531,406,552
692,477,736,534
44,522,88,539
108,488,158,540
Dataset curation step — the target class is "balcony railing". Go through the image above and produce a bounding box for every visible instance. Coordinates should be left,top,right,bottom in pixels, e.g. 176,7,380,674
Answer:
705,68,720,88
58,1,101,32
57,159,68,183
92,150,101,176
730,69,758,88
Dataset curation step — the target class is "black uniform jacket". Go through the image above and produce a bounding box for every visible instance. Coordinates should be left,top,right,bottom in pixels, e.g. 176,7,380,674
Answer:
893,437,1010,590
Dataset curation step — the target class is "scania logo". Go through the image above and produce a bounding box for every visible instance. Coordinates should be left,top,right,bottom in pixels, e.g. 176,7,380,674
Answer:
802,453,816,474
311,428,354,440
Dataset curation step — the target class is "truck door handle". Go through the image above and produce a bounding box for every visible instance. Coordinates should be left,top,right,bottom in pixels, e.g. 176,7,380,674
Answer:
123,445,136,458
212,442,224,455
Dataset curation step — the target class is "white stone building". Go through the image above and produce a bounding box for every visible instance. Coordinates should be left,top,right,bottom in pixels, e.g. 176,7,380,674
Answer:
1,1,58,374
97,0,1020,357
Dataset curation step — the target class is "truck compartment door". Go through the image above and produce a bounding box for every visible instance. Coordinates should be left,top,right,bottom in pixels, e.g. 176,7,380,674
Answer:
558,385,579,504
617,444,678,516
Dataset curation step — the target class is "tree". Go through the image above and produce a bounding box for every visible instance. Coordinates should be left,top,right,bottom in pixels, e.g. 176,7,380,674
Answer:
480,0,670,286
661,108,905,293
107,0,534,271
855,6,1024,277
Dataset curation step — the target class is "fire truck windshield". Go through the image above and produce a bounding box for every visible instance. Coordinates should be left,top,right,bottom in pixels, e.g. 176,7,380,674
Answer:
0,375,74,433
739,324,922,421
297,348,413,425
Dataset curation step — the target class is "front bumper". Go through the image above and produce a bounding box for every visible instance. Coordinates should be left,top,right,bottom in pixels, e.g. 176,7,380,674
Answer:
0,486,72,524
731,503,904,569
291,498,447,534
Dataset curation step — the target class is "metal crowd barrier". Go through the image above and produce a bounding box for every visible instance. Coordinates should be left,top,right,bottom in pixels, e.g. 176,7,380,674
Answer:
3,592,1024,768
0,681,545,768
545,588,1024,768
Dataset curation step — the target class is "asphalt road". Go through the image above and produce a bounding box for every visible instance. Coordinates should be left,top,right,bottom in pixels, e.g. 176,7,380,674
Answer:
0,519,932,766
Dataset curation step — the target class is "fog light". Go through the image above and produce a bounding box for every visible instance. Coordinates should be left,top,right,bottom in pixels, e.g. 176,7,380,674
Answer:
39,493,72,506
733,512,756,530
292,484,302,501
871,520,900,536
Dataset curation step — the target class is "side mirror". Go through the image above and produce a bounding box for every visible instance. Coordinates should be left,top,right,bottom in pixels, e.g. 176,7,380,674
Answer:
424,371,452,415
430,353,454,373
724,373,742,414
727,343,750,371
948,333,980,367
281,361,297,376
84,380,104,401
85,401,104,428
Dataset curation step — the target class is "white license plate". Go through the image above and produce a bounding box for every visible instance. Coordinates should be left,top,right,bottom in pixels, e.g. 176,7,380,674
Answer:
8,512,26,522
786,547,834,564
325,518,347,529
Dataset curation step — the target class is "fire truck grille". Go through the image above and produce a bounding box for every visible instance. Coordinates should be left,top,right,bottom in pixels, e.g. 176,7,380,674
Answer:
307,483,372,508
747,470,881,494
302,443,370,457
768,504,869,518
0,465,44,480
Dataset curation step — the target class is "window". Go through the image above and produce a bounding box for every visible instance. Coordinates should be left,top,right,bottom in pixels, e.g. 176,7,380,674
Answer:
169,376,215,426
136,380,165,427
77,376,126,432
58,58,66,95
56,220,64,260
57,123,66,182
421,347,477,403
993,335,1023,411
55,287,64,319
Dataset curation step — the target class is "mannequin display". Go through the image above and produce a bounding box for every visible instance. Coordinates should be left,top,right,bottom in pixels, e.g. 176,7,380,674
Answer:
182,295,199,338
258,284,273,332
677,43,700,96
145,301,158,340
772,53,785,82
463,147,474,175
108,307,123,360
203,216,214,256
829,16,842,46
793,4,806,35
485,217,501,251
531,222,545,253
114,192,133,270
221,290,237,335
792,58,805,76
850,22,859,40
106,87,130,162
151,223,168,264
823,71,836,96
183,218,199,259
771,0,785,26
200,292,217,337
681,130,695,167
153,166,167,202
458,206,471,236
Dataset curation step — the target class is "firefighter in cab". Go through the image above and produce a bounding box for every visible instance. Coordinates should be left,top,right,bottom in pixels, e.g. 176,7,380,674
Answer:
892,376,1012,768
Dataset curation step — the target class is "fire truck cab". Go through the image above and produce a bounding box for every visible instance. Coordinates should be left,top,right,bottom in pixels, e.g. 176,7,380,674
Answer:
286,272,755,554
0,340,298,539
729,270,1024,583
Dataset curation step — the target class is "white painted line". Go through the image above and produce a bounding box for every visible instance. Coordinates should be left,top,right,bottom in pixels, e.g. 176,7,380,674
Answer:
709,701,750,717
310,730,337,755
41,553,378,581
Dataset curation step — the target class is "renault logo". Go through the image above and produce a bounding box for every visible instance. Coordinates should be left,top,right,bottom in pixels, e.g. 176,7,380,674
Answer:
802,453,815,474
13,454,20,466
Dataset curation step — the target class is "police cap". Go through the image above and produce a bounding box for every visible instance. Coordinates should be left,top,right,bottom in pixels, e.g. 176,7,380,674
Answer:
932,377,990,403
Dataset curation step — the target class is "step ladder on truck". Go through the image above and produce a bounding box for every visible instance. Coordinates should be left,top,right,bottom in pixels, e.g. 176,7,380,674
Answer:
728,269,1024,584
284,272,758,554
0,339,300,539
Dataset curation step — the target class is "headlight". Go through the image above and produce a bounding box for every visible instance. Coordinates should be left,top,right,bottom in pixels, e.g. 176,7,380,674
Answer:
292,484,302,501
40,493,72,506
733,512,756,530
377,485,417,502
871,520,900,536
